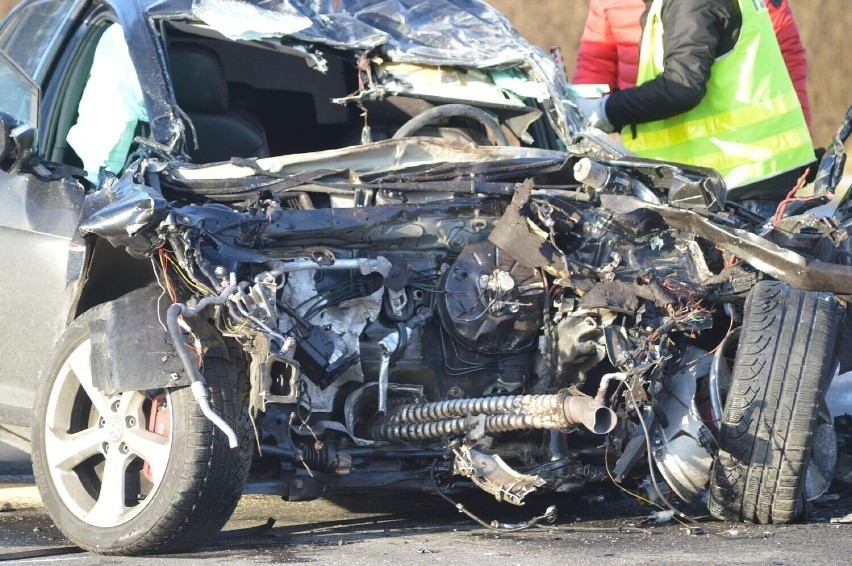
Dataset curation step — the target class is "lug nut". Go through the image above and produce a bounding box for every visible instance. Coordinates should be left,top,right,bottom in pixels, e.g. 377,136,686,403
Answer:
126,416,137,428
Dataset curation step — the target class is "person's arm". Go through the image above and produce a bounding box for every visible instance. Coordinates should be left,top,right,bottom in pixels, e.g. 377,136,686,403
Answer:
603,0,735,129
766,0,812,133
573,0,619,91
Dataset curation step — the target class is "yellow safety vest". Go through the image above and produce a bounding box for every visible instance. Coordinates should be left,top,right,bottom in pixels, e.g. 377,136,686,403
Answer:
624,0,813,192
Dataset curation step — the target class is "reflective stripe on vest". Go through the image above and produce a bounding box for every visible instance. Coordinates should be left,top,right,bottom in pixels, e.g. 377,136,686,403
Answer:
625,0,813,191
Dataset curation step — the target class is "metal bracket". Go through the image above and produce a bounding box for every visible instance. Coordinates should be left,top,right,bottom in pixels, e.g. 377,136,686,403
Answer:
451,444,544,506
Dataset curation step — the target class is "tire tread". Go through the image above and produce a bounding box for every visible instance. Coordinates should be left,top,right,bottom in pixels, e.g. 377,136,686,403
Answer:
32,304,253,555
708,281,839,524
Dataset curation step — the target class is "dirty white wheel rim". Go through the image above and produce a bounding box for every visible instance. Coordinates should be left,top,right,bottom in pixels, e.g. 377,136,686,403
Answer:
43,339,173,528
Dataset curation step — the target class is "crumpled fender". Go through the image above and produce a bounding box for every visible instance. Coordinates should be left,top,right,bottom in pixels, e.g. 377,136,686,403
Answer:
88,286,230,395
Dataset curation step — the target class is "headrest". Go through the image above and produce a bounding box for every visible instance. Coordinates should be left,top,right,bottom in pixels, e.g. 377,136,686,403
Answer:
168,42,228,113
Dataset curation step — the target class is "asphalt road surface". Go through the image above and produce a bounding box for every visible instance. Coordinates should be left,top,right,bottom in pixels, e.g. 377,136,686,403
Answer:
1,454,852,566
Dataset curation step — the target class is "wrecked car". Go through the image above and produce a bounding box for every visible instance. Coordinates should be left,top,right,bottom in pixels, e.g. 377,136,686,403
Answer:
0,0,850,555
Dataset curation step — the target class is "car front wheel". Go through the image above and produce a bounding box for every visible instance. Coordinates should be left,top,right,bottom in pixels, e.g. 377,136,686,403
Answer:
31,302,251,554
708,281,841,524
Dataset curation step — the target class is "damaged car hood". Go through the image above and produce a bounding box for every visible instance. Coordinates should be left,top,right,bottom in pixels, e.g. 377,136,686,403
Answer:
81,134,852,296
145,0,546,68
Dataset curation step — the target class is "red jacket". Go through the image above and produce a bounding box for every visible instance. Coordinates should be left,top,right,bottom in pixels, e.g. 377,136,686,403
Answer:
573,0,812,131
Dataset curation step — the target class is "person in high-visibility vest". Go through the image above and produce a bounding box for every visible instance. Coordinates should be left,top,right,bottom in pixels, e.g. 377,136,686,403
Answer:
576,0,815,200
573,0,813,135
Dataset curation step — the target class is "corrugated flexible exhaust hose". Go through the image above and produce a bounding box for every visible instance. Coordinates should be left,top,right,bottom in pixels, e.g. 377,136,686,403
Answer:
375,390,615,442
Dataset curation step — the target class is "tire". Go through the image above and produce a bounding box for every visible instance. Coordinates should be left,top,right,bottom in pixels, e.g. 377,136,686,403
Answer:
707,281,840,524
31,302,252,554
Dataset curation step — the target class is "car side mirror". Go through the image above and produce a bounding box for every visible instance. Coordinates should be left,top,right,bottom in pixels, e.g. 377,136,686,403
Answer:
0,111,36,174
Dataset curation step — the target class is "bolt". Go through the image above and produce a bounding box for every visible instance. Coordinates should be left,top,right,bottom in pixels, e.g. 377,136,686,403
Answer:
126,416,137,428
170,373,180,382
98,417,106,428
111,400,120,413
448,386,463,398
293,479,304,490
102,443,110,454
119,443,129,454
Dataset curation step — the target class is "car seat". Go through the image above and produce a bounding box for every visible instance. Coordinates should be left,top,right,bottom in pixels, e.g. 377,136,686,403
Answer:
168,42,269,163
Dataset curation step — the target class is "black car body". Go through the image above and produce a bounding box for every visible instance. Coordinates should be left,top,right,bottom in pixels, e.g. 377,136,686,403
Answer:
0,0,850,555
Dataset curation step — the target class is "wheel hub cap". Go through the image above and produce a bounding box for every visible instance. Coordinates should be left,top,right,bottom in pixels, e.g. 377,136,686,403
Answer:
106,416,124,443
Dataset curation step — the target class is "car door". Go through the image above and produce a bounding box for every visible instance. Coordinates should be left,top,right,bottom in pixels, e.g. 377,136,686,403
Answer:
0,49,86,433
0,0,90,438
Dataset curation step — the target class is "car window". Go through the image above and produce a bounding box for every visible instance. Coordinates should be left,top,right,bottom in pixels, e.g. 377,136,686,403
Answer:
0,50,39,126
0,0,78,80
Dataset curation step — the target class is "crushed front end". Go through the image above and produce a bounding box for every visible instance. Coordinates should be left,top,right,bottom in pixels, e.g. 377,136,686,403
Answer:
78,103,852,517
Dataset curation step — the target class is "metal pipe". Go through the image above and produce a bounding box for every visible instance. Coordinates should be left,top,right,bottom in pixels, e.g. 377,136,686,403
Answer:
280,191,314,210
387,389,613,428
190,382,238,449
594,372,626,404
564,396,616,435
378,352,390,415
378,390,616,441
263,257,391,276
379,404,615,442
342,448,446,459
376,327,413,414
166,285,242,448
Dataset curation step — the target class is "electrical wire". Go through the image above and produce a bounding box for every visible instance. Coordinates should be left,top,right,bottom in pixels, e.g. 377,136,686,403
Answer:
151,256,169,332
429,461,557,532
603,435,668,513
159,247,214,297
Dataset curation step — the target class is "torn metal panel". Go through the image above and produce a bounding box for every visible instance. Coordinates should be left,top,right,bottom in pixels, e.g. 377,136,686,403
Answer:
186,0,550,69
600,194,852,294
453,444,545,505
78,169,170,256
191,0,313,41
168,138,567,181
652,349,713,502
487,179,559,270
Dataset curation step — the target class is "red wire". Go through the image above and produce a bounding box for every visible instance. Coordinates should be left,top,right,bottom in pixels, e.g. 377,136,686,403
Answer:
771,167,817,228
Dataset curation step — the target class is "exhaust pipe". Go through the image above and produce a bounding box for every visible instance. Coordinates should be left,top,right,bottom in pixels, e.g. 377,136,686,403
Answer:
377,390,616,441
563,395,616,435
